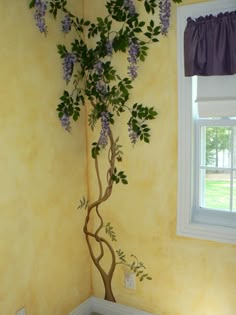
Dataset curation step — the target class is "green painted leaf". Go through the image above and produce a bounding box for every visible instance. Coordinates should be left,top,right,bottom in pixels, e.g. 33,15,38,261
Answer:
29,0,35,8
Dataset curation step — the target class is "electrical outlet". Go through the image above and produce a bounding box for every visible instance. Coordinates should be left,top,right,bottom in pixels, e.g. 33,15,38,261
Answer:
16,307,26,315
124,272,136,289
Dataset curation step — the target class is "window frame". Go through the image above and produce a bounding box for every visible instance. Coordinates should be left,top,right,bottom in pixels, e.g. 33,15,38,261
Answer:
177,0,236,244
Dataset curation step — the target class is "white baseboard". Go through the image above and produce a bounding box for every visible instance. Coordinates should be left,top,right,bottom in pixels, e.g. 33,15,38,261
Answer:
68,296,157,315
68,297,92,315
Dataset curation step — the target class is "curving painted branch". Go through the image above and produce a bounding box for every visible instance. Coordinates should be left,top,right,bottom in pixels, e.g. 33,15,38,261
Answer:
83,130,117,301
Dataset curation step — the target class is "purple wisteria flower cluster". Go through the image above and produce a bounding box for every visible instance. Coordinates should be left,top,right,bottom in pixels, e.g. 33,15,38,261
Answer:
94,60,108,96
128,126,138,144
62,15,72,33
94,60,104,76
124,0,136,16
60,114,71,131
98,112,110,147
105,40,113,57
63,53,77,83
159,0,171,36
127,40,139,80
34,0,47,33
96,81,108,95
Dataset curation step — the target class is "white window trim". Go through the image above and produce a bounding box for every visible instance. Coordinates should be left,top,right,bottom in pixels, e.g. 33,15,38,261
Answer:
177,0,236,245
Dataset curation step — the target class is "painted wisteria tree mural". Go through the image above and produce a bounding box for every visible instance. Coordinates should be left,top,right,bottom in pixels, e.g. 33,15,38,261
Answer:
29,0,182,302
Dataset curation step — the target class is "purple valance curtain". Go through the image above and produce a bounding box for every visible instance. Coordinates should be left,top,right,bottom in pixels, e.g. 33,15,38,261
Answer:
184,11,236,77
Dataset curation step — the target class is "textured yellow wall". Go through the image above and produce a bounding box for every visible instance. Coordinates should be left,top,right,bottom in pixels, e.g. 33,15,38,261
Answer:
86,1,236,315
1,1,236,315
0,2,91,314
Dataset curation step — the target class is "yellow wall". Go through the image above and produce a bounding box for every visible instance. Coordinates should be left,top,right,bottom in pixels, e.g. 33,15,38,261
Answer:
86,1,236,315
1,2,236,315
0,2,91,314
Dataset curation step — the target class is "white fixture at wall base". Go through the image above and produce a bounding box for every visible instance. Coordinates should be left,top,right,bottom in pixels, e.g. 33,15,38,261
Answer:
125,271,136,289
68,296,158,315
16,307,26,315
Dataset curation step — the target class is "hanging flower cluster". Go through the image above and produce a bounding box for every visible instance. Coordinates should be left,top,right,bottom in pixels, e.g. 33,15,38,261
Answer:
159,0,171,35
60,114,71,131
98,112,110,148
128,126,138,144
62,15,72,33
96,81,108,95
127,40,139,80
94,60,108,96
105,40,113,57
34,0,47,33
124,0,136,16
94,60,104,76
63,53,77,83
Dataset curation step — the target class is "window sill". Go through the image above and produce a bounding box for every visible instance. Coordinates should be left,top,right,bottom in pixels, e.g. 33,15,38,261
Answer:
177,218,236,245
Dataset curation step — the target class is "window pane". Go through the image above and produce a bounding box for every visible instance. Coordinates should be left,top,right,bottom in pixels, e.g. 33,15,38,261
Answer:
201,126,232,168
200,169,230,211
233,171,236,212
233,127,236,169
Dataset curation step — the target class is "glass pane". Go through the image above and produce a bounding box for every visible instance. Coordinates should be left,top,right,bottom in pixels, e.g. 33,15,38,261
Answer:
233,171,236,212
233,127,236,169
201,126,232,168
200,169,230,211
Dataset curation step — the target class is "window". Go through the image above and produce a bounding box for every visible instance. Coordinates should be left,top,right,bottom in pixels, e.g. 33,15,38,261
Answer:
177,0,236,244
